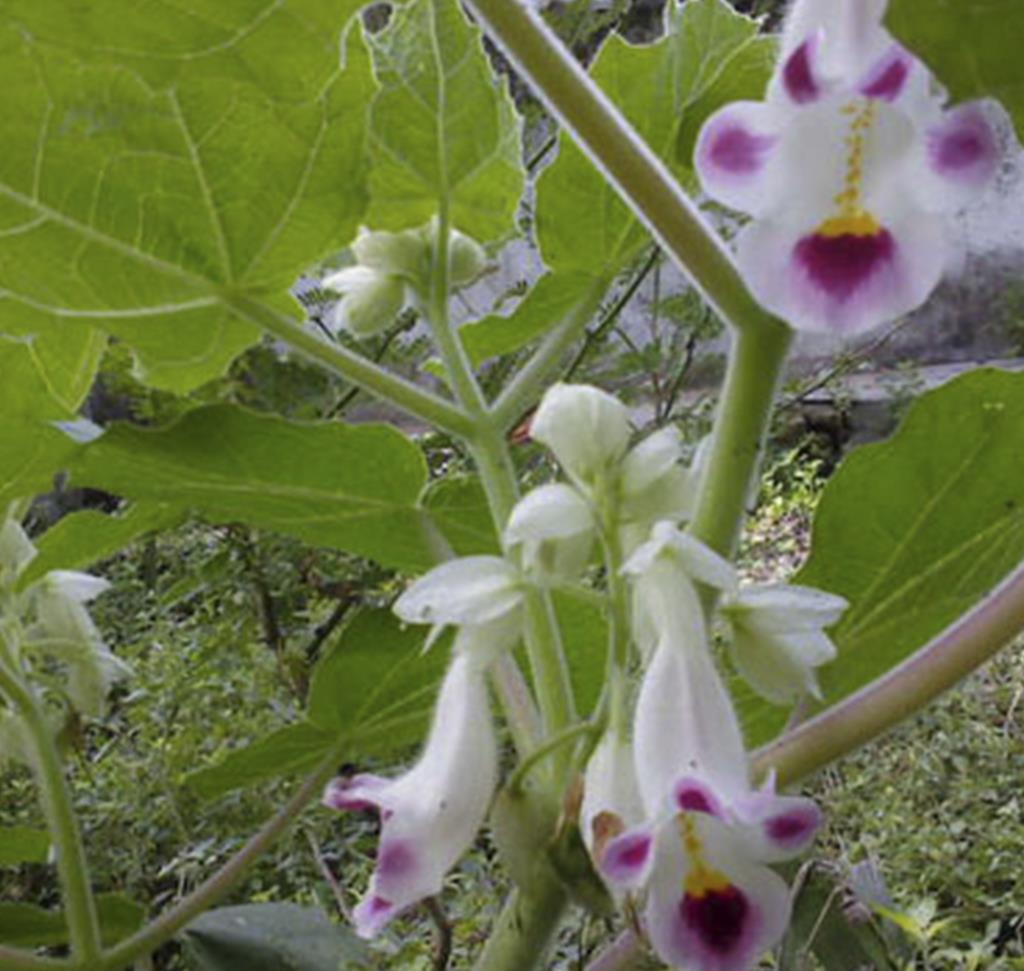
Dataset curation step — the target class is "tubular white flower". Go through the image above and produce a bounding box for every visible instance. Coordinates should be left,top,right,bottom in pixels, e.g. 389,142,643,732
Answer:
722,584,849,704
531,383,632,488
504,483,595,583
322,649,497,937
393,556,523,627
323,265,407,338
695,0,1001,335
0,517,36,586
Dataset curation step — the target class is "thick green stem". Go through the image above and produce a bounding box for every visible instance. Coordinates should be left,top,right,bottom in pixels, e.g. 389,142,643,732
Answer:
91,752,341,971
473,868,571,971
0,660,101,965
227,294,475,440
688,322,793,562
755,559,1024,786
462,0,773,337
0,948,66,971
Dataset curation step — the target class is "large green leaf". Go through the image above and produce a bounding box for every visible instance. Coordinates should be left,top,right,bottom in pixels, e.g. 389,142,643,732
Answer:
0,2,373,392
420,475,500,555
536,0,765,275
364,0,524,241
743,369,1024,745
0,893,144,948
0,422,78,511
0,327,105,419
181,904,369,971
887,0,1024,140
17,504,183,590
69,405,441,572
187,609,447,798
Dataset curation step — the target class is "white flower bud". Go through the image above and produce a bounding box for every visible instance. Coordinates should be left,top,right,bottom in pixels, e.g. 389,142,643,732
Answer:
0,518,36,586
325,266,407,338
448,229,487,285
352,226,430,282
504,484,595,583
531,384,631,488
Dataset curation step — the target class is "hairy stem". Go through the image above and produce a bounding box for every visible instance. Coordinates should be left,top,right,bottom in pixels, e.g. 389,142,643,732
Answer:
688,322,793,562
228,294,475,439
0,659,101,965
462,0,775,337
91,751,341,971
756,559,1024,786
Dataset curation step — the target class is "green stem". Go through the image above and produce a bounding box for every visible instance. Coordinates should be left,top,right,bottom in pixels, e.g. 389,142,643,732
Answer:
227,294,475,440
688,322,793,562
755,559,1024,786
0,948,67,971
507,722,599,793
91,751,341,971
462,0,773,337
0,660,101,965
472,869,571,971
492,274,611,431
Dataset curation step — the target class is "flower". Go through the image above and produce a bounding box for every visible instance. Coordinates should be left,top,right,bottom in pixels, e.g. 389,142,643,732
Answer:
530,383,632,489
323,223,486,337
695,0,1000,335
323,648,497,937
504,483,595,583
599,524,822,970
721,584,849,704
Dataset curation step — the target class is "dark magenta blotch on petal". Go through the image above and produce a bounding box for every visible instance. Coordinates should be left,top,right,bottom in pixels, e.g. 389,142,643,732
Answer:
682,884,750,955
377,840,416,879
605,832,653,876
795,230,895,303
708,126,775,175
766,809,818,845
860,49,911,101
677,786,715,815
783,39,820,104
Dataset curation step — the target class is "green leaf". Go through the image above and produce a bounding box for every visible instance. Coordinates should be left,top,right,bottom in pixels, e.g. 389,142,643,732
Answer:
17,504,183,591
536,0,764,275
186,722,336,801
0,893,144,947
189,609,448,799
69,405,441,572
744,369,1024,745
553,591,607,717
364,0,525,240
0,826,49,866
0,327,106,419
460,271,596,366
0,3,373,392
307,608,448,757
181,903,369,971
420,475,500,555
0,422,77,511
887,0,1024,140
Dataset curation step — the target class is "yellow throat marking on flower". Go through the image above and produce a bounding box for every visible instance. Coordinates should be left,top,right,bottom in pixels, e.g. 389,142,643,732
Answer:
817,99,881,238
678,814,731,899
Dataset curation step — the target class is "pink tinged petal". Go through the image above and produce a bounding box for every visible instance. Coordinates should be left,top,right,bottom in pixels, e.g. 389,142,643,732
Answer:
674,777,727,819
734,790,823,863
782,34,823,105
376,839,417,880
322,773,390,813
928,104,999,189
859,46,914,102
353,894,399,938
601,829,655,888
695,103,781,218
680,884,758,969
794,228,896,305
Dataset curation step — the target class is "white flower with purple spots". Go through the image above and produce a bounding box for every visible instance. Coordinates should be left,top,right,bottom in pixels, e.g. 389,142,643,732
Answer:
695,0,1001,335
322,647,497,937
601,525,822,970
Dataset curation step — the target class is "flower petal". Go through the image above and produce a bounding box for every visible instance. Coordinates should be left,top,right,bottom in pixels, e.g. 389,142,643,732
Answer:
44,570,111,603
695,102,781,217
325,654,497,937
581,731,645,874
732,788,823,863
729,584,848,633
505,484,594,543
600,826,656,888
394,556,521,627
779,31,826,105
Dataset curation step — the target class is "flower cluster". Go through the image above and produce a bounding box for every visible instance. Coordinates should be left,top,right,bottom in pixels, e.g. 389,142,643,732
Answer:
695,0,1001,334
0,511,130,755
322,220,486,337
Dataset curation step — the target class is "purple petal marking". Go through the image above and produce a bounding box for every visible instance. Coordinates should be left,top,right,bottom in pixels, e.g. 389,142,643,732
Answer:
794,230,895,304
674,777,725,819
353,893,398,938
782,37,821,104
322,773,388,813
928,105,999,185
602,830,653,882
765,806,822,849
860,47,912,101
707,126,776,176
681,884,752,958
377,839,416,879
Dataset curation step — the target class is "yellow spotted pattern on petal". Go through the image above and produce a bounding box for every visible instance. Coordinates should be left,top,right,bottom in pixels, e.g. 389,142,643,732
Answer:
817,100,882,239
678,814,731,899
